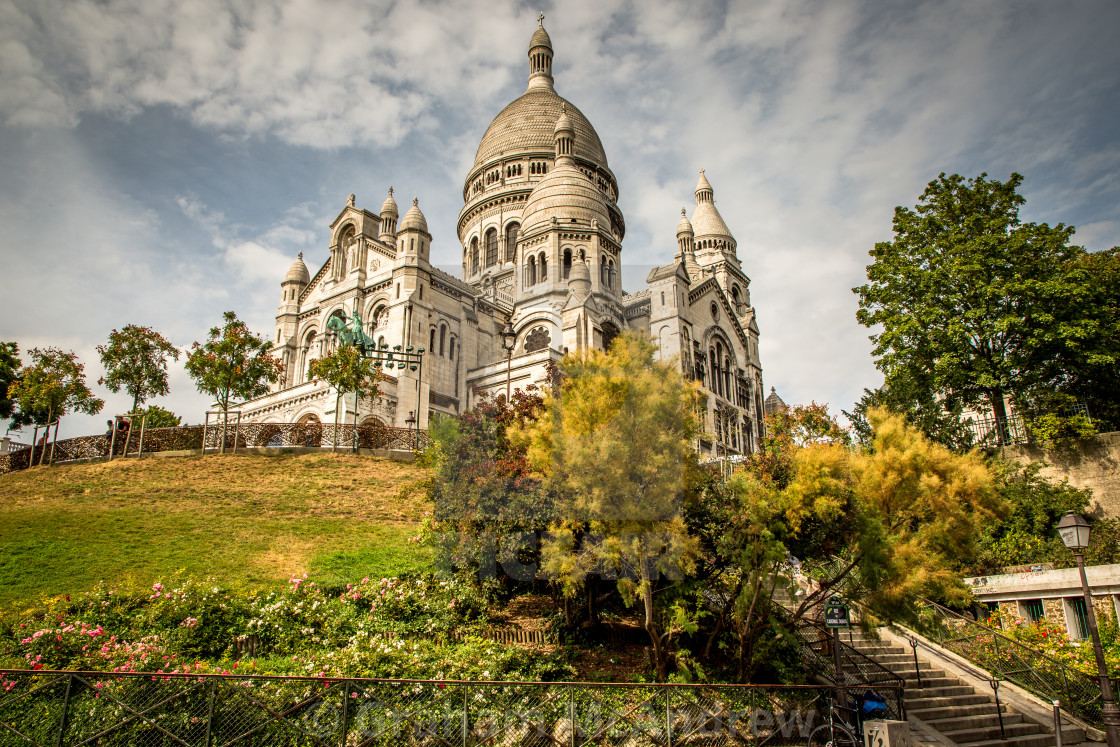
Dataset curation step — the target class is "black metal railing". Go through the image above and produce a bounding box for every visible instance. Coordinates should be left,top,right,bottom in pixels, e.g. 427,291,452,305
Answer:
911,598,1105,726
0,423,428,475
791,615,906,702
0,670,902,746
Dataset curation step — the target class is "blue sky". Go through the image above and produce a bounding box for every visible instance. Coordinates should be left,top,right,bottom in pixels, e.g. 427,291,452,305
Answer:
2,0,1118,439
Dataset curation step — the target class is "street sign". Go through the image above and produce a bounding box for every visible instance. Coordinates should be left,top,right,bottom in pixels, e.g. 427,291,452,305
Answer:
825,599,850,629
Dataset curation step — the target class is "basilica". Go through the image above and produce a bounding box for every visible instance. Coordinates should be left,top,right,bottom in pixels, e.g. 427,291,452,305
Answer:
240,19,767,457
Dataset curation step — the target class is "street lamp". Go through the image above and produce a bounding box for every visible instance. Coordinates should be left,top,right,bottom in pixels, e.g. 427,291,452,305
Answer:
404,410,417,451
1058,510,1120,747
501,322,516,403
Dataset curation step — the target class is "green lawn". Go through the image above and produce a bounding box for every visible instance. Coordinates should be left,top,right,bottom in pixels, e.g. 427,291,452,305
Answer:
0,452,431,608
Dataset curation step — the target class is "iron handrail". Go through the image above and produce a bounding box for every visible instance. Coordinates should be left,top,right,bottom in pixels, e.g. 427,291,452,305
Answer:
912,597,1105,726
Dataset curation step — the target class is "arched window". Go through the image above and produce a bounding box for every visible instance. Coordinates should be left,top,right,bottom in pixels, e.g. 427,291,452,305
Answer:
563,249,572,279
429,328,436,352
539,252,547,282
485,228,498,267
449,337,456,361
302,330,318,384
505,223,519,262
439,324,447,357
470,238,479,275
732,285,741,307
372,305,389,332
527,256,537,285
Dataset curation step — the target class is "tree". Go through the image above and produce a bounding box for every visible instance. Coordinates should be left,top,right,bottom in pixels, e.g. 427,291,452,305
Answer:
689,406,1001,679
97,325,181,414
0,341,20,420
307,344,385,435
8,348,104,434
137,404,182,428
184,311,283,418
855,172,1118,444
516,333,700,680
424,387,553,582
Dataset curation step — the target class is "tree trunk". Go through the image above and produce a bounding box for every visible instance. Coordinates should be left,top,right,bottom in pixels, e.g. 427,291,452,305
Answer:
641,555,669,681
704,577,743,660
586,575,600,627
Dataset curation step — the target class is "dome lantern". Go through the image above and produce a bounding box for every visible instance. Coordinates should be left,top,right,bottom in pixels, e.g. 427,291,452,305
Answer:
528,14,554,90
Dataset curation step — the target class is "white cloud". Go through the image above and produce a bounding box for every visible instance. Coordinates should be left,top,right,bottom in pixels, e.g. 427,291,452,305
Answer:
2,0,1119,434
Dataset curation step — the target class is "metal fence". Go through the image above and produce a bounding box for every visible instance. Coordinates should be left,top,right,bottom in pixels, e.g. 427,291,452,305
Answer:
0,670,902,746
963,413,1030,447
911,598,1104,726
0,424,428,475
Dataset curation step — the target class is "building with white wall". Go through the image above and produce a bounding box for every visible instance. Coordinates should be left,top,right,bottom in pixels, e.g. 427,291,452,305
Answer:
240,19,767,458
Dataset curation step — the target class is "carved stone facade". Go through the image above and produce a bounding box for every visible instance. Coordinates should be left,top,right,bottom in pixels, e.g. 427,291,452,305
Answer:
240,19,766,457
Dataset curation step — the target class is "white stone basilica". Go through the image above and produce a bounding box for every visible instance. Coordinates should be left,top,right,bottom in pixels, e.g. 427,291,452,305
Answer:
241,19,767,457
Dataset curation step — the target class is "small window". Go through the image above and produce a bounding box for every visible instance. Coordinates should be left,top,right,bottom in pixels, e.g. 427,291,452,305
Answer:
710,302,720,322
1023,599,1044,622
449,338,456,361
396,283,401,298
1068,598,1091,639
429,328,436,351
439,325,447,357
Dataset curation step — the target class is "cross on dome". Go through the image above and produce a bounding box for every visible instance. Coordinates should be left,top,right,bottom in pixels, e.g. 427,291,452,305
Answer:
538,12,544,25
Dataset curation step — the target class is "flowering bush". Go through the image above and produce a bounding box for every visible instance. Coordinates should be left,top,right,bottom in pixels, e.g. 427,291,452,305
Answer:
0,573,568,682
983,607,1120,676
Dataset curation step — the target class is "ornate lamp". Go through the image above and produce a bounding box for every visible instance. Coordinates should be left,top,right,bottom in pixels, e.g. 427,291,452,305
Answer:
1057,511,1091,550
1058,511,1120,746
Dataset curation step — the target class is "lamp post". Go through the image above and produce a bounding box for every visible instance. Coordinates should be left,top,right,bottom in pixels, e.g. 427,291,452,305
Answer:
1058,511,1120,747
501,322,516,403
405,410,417,451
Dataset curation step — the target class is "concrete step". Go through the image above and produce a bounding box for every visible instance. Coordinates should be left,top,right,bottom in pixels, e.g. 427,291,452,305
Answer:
905,693,992,709
941,722,1043,742
900,675,960,689
869,652,925,664
905,685,974,699
909,702,1008,721
921,710,1023,733
956,736,1055,747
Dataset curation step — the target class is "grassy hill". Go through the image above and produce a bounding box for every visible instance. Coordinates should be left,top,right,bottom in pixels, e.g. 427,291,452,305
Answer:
0,453,431,608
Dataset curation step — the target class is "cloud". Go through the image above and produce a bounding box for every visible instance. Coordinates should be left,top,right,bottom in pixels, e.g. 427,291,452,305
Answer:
2,0,1119,435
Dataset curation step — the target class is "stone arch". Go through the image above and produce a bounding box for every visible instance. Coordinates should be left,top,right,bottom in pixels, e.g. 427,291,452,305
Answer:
601,321,621,351
299,326,320,384
504,221,519,263
485,227,498,267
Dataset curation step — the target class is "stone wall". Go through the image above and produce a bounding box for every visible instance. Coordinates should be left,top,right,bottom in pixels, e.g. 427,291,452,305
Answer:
1001,431,1120,517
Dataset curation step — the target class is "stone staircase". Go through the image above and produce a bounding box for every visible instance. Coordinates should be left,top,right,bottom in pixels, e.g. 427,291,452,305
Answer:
844,628,1086,746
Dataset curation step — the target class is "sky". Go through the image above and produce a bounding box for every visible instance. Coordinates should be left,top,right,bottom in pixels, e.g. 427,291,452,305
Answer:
1,0,1118,440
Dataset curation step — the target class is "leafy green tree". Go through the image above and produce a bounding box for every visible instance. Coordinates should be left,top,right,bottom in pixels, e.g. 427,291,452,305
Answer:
97,325,181,414
970,462,1120,573
307,344,384,430
690,407,1001,679
855,172,1117,445
517,333,700,680
137,404,182,428
184,312,282,418
423,388,553,583
0,341,20,420
8,348,104,431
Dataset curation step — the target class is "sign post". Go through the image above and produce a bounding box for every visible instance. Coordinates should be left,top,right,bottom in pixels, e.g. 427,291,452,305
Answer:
825,596,850,710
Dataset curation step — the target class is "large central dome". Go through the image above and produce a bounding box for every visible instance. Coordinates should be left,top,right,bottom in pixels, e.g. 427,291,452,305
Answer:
472,89,608,172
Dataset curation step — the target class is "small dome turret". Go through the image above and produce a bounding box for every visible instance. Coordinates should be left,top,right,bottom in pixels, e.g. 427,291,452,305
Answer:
528,14,554,89
676,207,693,237
399,197,429,234
379,187,399,242
284,252,310,286
689,169,736,253
380,187,399,217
